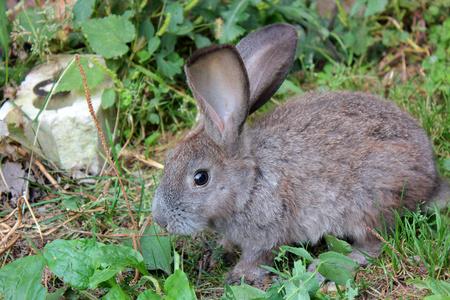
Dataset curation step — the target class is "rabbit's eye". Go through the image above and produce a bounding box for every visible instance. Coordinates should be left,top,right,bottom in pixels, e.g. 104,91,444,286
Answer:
194,170,209,187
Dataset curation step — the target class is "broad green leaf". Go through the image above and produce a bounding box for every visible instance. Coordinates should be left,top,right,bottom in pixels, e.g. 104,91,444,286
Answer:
346,279,359,300
164,270,197,300
17,9,57,41
222,284,236,300
443,158,450,171
62,195,84,211
424,297,450,300
159,33,177,56
269,3,329,39
279,79,304,95
171,20,195,36
155,53,183,78
407,278,430,290
264,281,284,300
73,0,95,29
290,261,319,297
318,251,358,268
428,278,450,295
228,284,266,300
123,226,173,274
139,19,155,41
46,285,69,300
82,15,136,59
0,255,47,300
284,281,310,300
137,289,163,300
350,0,366,16
166,2,184,33
193,34,211,49
317,264,354,286
93,244,148,275
89,266,124,289
102,88,116,109
54,56,105,93
220,0,250,43
103,285,133,300
148,36,161,56
44,239,105,290
364,0,388,17
281,246,316,263
323,234,353,255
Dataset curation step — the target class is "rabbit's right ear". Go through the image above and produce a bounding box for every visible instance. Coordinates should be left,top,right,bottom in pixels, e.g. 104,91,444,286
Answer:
185,44,250,149
237,23,298,114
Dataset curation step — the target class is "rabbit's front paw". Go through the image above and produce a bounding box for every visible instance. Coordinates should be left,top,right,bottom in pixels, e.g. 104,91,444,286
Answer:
225,266,270,286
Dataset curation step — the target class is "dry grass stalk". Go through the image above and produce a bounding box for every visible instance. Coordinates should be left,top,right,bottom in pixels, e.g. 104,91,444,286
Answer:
74,54,142,254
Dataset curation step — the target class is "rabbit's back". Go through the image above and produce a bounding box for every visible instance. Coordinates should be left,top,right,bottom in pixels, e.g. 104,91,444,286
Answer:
248,91,438,244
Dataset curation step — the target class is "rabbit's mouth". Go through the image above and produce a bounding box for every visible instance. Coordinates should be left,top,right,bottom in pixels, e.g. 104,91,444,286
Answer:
165,219,204,236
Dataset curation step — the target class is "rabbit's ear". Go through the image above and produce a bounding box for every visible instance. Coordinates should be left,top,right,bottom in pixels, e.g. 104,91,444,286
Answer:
237,23,298,114
185,44,250,147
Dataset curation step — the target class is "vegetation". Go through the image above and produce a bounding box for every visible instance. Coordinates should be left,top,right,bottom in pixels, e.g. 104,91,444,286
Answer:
0,0,449,299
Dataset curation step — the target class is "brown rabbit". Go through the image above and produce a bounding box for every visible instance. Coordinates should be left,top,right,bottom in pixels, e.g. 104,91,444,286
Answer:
151,23,450,284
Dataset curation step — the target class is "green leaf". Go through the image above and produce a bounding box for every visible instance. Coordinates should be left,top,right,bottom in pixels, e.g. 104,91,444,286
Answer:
443,158,450,171
228,284,266,300
220,0,250,43
428,278,450,295
17,9,57,41
73,0,96,29
284,281,310,300
317,264,354,286
82,15,136,59
103,285,133,300
89,266,123,289
137,289,163,300
279,79,304,95
54,56,105,93
281,246,316,263
139,19,155,41
164,270,197,300
44,239,105,290
193,34,211,49
124,226,173,274
318,251,358,268
148,36,161,56
364,0,388,17
62,195,84,211
93,244,148,275
424,296,450,300
0,255,47,300
102,88,116,109
165,2,184,33
290,261,320,297
46,286,69,300
323,234,353,255
145,131,160,148
155,53,183,78
350,0,366,16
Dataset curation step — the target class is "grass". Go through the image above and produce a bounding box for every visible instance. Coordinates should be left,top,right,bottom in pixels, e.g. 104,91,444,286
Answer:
1,1,449,299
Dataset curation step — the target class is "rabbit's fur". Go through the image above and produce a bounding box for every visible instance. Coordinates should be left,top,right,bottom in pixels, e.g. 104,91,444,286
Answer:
152,23,449,284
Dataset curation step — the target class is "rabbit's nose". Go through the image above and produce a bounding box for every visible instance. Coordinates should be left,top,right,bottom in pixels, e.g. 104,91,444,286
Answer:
152,211,168,228
151,195,168,228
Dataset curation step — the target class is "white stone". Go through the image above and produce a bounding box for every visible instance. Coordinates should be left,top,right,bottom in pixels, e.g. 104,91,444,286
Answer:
0,55,116,175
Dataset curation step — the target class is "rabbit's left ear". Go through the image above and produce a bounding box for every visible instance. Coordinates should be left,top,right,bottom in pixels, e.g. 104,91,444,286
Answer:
237,23,298,114
185,44,250,148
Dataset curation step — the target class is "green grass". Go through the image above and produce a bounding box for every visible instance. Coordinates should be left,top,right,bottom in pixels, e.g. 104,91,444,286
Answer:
1,0,449,299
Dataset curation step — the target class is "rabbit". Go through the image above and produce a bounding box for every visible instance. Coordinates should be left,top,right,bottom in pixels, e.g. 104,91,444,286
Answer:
151,23,450,285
